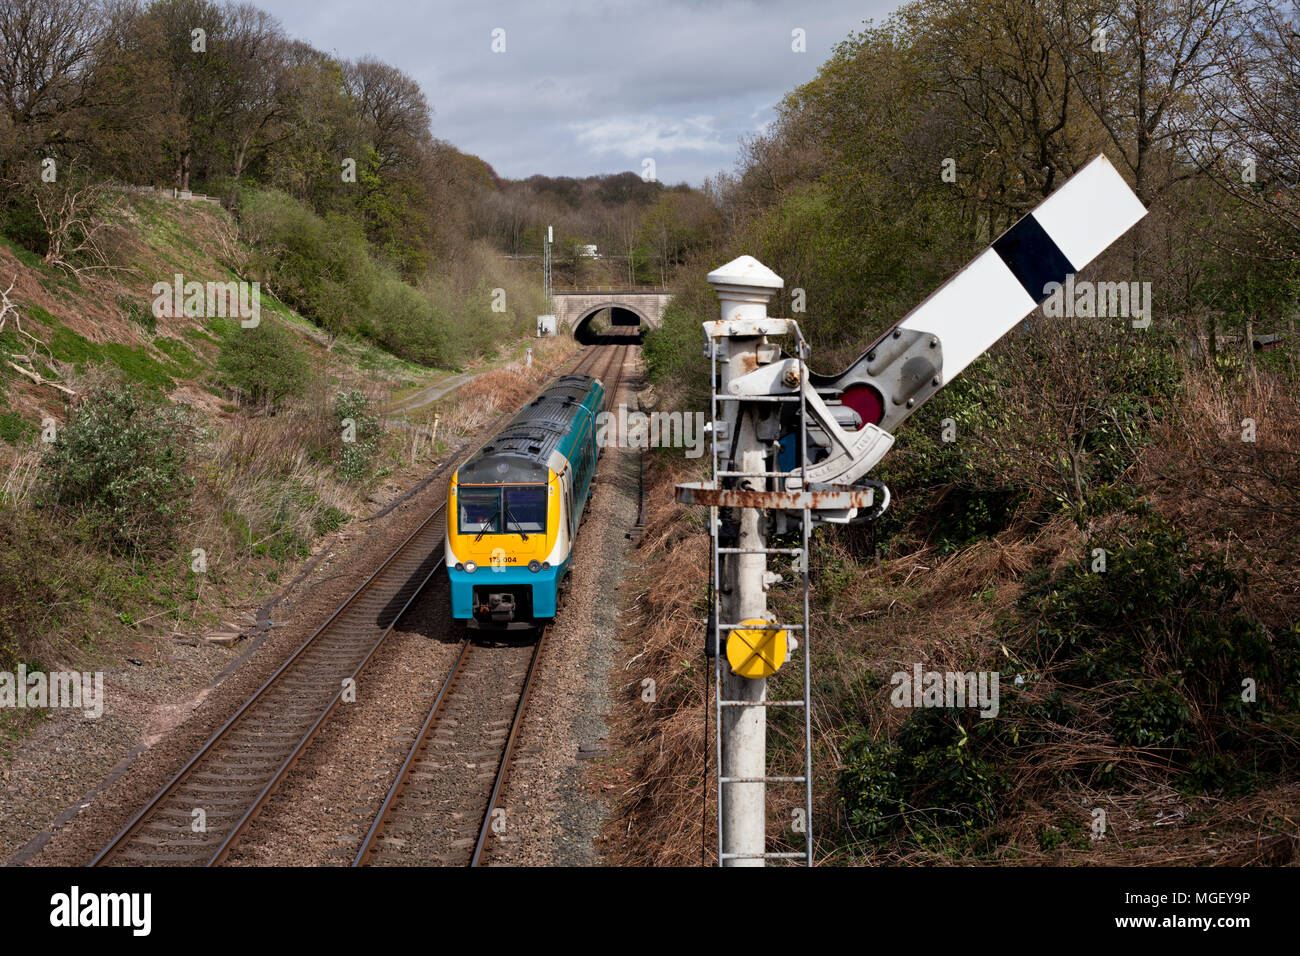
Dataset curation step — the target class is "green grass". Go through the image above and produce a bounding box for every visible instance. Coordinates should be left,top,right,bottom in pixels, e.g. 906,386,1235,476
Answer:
26,305,208,387
101,343,175,388
153,336,203,378
0,235,43,270
182,325,220,345
45,323,101,365
332,332,447,378
0,411,33,443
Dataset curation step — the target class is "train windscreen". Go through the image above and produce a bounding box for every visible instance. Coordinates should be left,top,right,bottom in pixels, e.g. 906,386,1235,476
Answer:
458,485,547,536
504,486,547,533
458,486,501,534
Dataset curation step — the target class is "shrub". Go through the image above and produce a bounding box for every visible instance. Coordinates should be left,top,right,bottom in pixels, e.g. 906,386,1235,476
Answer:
312,506,350,536
368,276,451,367
839,709,1009,844
217,320,312,408
334,389,380,483
0,504,92,671
1020,509,1300,776
37,384,194,556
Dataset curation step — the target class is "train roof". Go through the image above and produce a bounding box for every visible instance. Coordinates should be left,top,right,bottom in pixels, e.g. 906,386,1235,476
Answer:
456,374,603,483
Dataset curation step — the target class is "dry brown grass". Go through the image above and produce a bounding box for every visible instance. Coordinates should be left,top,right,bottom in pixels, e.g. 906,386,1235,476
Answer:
425,336,580,442
606,451,715,866
608,362,1300,866
1138,366,1300,629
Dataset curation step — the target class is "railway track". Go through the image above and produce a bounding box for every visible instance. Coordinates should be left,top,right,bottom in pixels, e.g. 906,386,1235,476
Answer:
90,337,634,867
91,506,449,866
352,633,548,867
355,339,633,867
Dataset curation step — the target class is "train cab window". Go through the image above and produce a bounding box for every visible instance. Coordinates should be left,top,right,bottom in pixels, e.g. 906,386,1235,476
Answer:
458,486,501,534
504,486,547,533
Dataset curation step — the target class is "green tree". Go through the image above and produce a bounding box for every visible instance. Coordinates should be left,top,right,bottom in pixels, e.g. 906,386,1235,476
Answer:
217,318,311,407
38,383,194,555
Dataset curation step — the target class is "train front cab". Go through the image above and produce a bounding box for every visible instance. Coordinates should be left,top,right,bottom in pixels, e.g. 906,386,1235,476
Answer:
446,467,568,630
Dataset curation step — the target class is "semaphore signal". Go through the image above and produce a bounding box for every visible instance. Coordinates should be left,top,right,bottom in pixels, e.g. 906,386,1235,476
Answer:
677,153,1149,866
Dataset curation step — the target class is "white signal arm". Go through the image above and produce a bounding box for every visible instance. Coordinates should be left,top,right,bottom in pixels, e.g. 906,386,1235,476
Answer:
723,153,1148,491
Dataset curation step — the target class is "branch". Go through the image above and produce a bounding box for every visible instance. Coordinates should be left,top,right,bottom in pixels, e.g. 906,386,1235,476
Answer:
6,360,76,395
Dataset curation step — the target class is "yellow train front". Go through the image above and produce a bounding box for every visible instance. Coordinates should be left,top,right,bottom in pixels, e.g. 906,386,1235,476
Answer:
446,374,605,629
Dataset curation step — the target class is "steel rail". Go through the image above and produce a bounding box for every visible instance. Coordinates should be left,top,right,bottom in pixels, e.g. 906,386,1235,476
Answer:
358,339,633,867
206,554,447,865
351,638,473,866
468,628,549,867
90,503,449,866
94,339,632,867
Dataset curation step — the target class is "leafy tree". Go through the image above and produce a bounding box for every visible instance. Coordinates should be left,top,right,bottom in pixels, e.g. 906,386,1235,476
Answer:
217,318,311,407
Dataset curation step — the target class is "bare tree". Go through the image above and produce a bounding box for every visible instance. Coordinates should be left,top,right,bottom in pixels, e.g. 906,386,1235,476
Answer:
0,0,104,146
343,57,432,174
222,4,292,198
11,166,120,273
1044,0,1239,206
1183,0,1300,235
920,0,1085,234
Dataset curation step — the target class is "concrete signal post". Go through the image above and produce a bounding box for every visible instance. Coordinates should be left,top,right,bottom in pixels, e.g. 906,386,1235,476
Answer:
707,257,784,867
681,157,1150,868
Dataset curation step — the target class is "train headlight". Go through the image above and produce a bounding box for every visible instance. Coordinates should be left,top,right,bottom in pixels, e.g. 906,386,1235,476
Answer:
528,560,541,573
542,561,550,570
464,561,477,573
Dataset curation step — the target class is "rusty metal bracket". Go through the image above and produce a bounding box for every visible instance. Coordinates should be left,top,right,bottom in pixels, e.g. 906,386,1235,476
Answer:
675,481,877,526
822,327,944,433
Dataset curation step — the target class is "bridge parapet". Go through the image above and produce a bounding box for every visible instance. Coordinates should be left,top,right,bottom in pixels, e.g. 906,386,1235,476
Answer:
552,291,673,336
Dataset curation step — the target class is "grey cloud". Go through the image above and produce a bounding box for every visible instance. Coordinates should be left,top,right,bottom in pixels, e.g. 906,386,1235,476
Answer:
255,0,902,183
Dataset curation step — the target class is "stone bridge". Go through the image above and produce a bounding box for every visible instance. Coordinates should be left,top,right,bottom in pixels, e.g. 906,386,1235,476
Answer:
552,290,673,342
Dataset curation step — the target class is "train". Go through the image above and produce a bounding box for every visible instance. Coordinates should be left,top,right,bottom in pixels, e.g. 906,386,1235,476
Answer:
445,374,605,629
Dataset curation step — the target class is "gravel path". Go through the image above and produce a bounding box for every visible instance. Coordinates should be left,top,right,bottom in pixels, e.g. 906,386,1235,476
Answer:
385,371,478,416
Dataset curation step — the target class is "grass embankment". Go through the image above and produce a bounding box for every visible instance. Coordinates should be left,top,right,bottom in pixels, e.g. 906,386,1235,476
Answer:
0,193,557,754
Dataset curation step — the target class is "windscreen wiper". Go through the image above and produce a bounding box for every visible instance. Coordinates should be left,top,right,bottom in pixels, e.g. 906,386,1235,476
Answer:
504,505,529,540
475,502,502,542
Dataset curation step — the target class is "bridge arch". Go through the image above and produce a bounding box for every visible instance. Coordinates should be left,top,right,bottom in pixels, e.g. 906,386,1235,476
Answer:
552,291,673,340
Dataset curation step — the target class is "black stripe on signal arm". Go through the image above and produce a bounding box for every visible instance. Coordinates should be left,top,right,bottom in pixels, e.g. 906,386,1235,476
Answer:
991,213,1076,304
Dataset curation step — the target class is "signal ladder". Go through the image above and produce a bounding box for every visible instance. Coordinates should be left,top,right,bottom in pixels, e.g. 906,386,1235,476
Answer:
707,329,814,866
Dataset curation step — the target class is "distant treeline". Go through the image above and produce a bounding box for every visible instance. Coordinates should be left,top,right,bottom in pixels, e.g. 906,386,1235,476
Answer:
479,172,720,287
0,0,717,363
651,0,1299,378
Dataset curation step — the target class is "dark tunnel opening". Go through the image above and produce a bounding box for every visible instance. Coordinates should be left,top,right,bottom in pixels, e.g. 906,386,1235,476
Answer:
574,306,645,345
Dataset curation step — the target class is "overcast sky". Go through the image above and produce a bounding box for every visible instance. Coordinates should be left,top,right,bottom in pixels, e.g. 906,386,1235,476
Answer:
253,0,903,185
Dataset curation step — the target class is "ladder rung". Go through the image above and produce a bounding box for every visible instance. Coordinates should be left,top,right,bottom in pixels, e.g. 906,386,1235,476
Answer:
720,852,807,860
715,395,802,402
716,470,793,478
719,700,806,707
719,776,807,784
715,547,803,555
719,623,804,631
